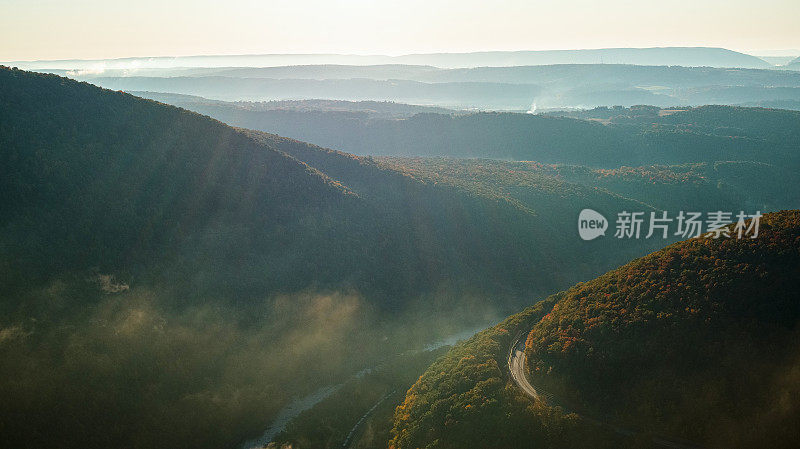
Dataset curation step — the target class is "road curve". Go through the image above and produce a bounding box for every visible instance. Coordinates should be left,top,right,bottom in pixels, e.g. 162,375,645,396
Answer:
507,330,702,449
508,333,539,400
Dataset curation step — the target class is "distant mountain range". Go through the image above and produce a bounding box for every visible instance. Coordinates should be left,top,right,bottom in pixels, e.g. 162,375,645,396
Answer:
62,63,800,109
135,92,800,169
390,47,772,69
3,47,774,70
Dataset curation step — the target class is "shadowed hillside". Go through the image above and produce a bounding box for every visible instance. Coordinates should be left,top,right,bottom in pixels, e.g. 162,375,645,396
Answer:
0,67,662,449
0,67,622,305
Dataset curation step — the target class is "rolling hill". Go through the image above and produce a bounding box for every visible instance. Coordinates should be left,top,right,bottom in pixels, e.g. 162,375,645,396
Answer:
0,66,667,449
375,158,799,217
524,211,800,446
390,210,800,448
2,66,797,449
1,67,628,304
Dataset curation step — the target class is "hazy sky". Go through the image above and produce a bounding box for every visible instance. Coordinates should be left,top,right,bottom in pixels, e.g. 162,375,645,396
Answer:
2,0,799,61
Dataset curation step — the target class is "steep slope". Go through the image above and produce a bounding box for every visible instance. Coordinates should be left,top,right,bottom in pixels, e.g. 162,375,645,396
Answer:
120,97,800,213
0,67,664,449
2,67,795,449
391,210,800,448
0,66,368,300
0,67,577,305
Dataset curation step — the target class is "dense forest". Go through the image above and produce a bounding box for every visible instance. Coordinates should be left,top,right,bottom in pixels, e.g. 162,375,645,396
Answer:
2,67,798,448
391,211,800,448
0,67,663,449
388,296,620,449
526,210,800,447
4,0,799,444
3,67,639,306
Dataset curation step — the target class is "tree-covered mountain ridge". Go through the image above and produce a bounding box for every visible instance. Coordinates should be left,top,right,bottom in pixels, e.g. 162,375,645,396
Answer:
2,66,796,449
390,210,800,449
0,65,597,449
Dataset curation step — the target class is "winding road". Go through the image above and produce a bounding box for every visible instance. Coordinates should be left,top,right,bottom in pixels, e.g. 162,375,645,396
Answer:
507,331,702,449
341,389,397,448
508,333,540,400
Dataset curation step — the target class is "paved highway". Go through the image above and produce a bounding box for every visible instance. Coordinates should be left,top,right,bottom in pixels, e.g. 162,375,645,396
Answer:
508,334,539,400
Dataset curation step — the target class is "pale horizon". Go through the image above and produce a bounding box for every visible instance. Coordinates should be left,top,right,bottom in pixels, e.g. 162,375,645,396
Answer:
4,46,800,65
2,0,799,61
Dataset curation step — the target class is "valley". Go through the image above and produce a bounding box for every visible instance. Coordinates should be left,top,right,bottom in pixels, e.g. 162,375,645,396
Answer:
1,23,799,448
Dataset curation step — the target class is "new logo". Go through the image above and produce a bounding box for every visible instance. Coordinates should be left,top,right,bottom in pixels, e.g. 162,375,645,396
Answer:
578,209,608,240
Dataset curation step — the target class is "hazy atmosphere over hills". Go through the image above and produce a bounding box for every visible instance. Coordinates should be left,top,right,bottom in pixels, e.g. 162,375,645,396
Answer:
2,47,780,71
0,66,669,448
48,62,800,109
2,0,800,447
2,63,799,448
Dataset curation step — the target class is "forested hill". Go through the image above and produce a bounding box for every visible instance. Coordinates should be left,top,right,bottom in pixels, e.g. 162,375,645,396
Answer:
1,67,797,448
525,210,800,446
0,66,660,310
0,66,364,299
0,66,619,449
0,65,667,449
390,210,800,448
